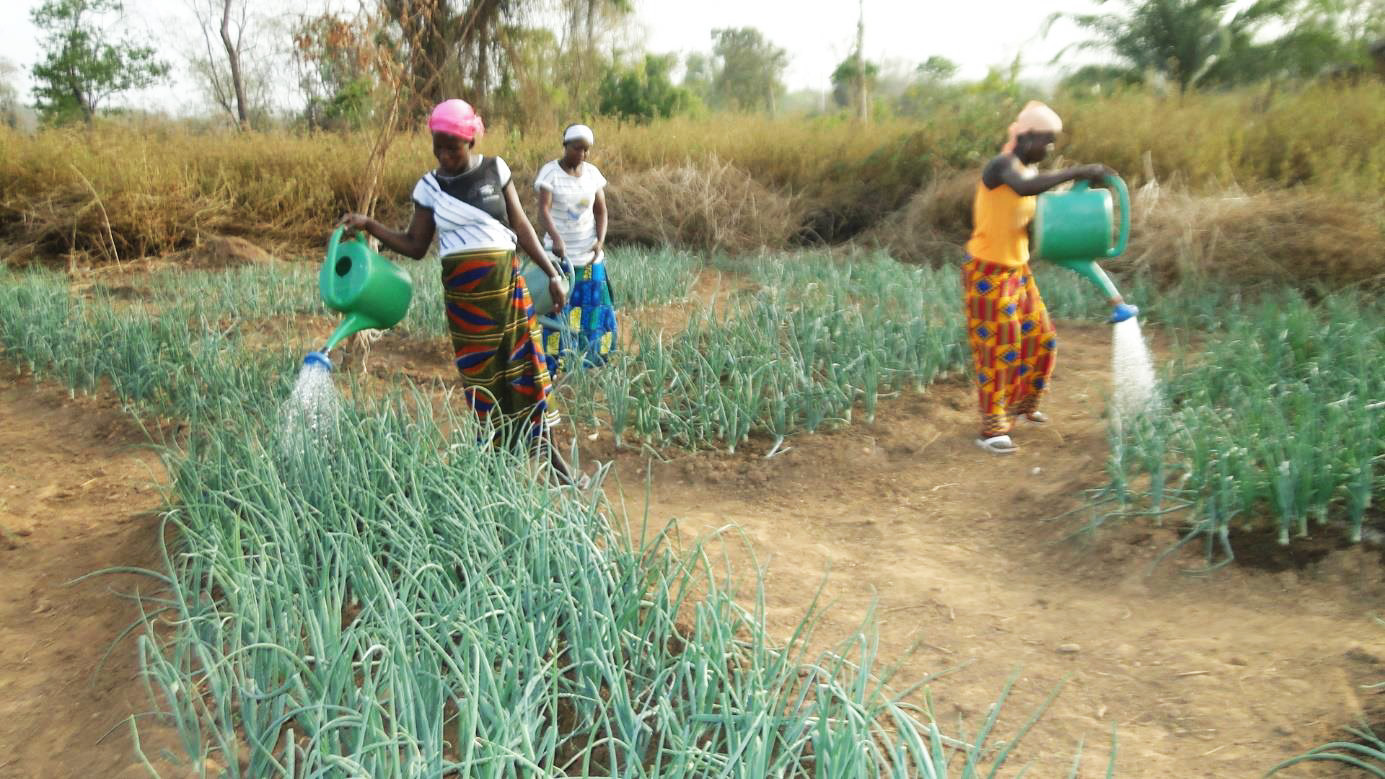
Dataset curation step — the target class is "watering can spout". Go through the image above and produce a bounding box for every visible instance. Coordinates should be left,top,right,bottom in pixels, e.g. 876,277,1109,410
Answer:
1048,259,1121,301
303,351,333,373
1110,303,1139,324
1033,174,1135,323
323,313,374,353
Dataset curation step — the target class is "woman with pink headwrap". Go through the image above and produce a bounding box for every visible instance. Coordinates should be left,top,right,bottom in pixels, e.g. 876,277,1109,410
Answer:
338,99,571,480
963,100,1117,455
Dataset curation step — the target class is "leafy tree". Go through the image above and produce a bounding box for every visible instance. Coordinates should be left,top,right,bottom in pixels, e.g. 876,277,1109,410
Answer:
30,0,170,123
1048,0,1290,93
492,26,569,127
377,0,631,118
830,56,878,109
709,27,788,113
290,13,377,130
917,55,959,82
1211,0,1385,81
894,55,963,117
681,52,715,102
556,0,634,114
598,53,696,121
1054,0,1385,90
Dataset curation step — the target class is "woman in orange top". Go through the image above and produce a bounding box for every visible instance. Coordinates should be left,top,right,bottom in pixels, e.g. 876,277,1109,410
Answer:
964,101,1115,454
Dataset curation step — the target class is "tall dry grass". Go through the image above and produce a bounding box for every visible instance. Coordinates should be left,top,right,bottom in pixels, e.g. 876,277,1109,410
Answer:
605,156,802,252
0,122,426,262
865,169,1385,288
2,82,1383,283
0,115,964,262
1060,83,1385,197
1124,180,1385,287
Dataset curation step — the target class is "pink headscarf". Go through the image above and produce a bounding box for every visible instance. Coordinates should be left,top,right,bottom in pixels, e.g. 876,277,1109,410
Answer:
428,99,485,142
1002,100,1063,154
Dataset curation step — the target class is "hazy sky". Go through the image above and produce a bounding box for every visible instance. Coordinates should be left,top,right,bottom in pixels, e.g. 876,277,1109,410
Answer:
0,0,1103,113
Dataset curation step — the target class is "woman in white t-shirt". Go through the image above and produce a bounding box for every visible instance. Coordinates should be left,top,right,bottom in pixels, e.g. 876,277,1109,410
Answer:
535,123,616,376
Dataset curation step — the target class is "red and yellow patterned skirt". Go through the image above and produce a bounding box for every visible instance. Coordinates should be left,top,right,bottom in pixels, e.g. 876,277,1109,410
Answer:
961,257,1057,437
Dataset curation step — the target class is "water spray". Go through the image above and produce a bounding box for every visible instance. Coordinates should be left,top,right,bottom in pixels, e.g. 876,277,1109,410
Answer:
1035,174,1158,420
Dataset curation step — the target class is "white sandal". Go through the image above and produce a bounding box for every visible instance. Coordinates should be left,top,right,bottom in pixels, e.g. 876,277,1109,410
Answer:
1020,411,1049,424
975,434,1018,454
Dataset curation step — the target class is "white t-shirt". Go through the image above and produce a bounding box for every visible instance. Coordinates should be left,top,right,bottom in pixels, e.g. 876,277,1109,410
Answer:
412,156,517,256
534,160,607,262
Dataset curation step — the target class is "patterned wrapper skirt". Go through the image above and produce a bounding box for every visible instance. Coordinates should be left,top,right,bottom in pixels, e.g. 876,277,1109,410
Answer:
540,258,617,377
961,256,1057,437
441,248,556,443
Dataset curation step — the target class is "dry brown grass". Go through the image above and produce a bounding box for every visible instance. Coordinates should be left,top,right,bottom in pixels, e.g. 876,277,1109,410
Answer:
1125,180,1385,287
604,156,802,253
862,169,1385,289
1060,83,1385,198
3,85,1384,286
858,169,977,265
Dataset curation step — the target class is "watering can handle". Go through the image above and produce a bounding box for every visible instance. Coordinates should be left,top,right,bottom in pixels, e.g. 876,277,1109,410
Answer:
326,226,372,264
326,225,344,264
1105,174,1130,258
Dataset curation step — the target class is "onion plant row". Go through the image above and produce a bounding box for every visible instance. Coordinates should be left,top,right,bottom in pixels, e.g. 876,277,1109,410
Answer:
402,247,705,340
1096,290,1383,562
560,253,1121,454
0,265,1106,775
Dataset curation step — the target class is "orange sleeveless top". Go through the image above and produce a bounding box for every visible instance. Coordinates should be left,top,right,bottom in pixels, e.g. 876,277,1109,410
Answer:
965,171,1037,268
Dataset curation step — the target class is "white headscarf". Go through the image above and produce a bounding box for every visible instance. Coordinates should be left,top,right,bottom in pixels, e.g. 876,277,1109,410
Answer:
563,124,595,146
1002,101,1063,154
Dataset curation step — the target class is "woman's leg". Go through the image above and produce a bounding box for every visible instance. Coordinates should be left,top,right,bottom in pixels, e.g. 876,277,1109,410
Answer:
537,431,574,485
1012,269,1057,419
963,259,1024,438
581,263,617,367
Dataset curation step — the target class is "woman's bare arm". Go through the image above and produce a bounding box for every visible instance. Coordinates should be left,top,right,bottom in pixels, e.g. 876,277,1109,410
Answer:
338,208,435,260
983,155,1111,197
537,187,565,257
505,182,568,311
592,188,607,256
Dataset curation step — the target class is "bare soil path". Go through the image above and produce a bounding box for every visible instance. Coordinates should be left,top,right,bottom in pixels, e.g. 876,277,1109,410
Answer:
0,379,182,779
587,321,1385,777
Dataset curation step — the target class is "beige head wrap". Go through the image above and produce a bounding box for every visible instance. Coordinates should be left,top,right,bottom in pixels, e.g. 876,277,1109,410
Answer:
1002,101,1063,154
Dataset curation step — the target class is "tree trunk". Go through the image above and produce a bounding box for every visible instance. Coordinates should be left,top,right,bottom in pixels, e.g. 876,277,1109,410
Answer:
69,67,93,123
855,0,867,123
219,0,250,130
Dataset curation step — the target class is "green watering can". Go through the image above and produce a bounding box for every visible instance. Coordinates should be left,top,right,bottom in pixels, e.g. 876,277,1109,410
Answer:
315,226,414,359
1033,174,1138,323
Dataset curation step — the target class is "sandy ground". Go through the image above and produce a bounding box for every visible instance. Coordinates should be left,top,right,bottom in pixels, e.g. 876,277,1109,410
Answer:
0,379,184,778
1,285,1382,777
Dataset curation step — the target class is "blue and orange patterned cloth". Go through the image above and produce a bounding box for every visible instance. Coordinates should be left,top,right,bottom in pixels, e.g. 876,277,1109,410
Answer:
440,248,555,444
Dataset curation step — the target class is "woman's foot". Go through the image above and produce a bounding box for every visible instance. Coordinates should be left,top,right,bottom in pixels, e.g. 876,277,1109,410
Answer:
1021,411,1049,424
975,434,1018,454
547,447,575,486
